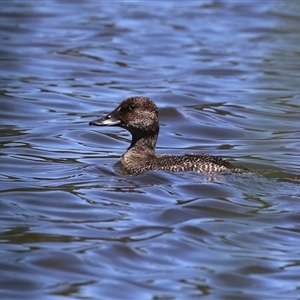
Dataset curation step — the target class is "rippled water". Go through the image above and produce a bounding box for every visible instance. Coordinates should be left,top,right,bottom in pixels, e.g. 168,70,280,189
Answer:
1,1,300,299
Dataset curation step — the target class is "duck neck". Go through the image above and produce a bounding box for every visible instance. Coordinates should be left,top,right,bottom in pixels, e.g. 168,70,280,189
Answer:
128,131,158,153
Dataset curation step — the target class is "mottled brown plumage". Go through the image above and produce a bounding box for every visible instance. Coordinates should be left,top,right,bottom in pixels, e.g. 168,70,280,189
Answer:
89,96,244,175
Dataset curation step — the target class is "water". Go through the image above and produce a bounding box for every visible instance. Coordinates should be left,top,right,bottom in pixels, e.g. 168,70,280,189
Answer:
1,1,300,299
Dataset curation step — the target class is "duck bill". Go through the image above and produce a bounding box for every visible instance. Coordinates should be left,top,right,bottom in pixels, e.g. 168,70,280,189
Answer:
89,108,121,126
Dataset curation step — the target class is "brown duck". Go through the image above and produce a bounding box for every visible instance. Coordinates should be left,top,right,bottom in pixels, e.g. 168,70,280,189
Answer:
89,96,245,175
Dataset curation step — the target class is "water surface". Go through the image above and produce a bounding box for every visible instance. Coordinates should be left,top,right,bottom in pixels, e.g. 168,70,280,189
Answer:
1,1,300,299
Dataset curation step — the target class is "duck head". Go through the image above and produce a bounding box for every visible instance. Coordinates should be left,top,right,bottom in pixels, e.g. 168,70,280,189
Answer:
89,96,159,137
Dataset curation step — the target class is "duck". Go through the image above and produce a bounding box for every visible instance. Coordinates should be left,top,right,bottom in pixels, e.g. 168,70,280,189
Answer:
89,96,245,175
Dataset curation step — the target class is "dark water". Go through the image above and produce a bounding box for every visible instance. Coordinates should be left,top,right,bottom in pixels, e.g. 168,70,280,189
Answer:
1,1,300,299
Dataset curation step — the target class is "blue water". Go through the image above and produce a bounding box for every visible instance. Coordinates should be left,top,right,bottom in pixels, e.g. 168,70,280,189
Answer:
1,1,300,299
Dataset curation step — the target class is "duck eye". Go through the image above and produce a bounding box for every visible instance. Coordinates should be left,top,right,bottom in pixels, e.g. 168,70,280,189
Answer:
128,104,135,110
